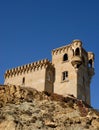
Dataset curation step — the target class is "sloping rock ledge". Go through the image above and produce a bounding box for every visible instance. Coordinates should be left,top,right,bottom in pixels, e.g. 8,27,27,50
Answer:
0,84,99,130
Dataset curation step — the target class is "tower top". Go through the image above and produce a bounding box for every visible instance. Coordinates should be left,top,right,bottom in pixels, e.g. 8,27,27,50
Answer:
52,39,83,55
72,39,82,43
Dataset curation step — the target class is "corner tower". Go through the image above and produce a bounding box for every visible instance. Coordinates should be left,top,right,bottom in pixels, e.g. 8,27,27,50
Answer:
52,40,94,104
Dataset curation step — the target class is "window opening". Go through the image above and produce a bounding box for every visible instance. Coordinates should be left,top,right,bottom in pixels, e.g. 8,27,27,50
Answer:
62,71,68,81
63,53,68,61
77,64,80,68
22,77,25,85
88,59,92,68
75,48,80,56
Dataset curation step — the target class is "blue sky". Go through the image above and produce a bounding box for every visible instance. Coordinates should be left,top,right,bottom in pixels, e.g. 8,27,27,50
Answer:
0,0,99,108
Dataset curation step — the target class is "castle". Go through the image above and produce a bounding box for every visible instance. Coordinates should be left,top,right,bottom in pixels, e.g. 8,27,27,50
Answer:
4,40,95,104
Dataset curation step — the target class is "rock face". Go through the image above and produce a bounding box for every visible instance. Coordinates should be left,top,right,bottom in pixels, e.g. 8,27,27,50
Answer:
0,85,99,130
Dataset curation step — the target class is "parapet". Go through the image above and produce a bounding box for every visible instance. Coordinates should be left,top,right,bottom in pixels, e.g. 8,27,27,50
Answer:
52,44,71,55
52,39,83,55
5,59,54,78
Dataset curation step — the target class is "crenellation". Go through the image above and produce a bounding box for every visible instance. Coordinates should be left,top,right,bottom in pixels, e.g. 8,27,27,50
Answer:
72,39,82,47
52,44,71,56
5,59,54,79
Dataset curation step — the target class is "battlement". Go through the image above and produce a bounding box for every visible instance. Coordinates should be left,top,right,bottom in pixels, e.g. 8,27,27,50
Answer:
52,44,71,55
52,40,83,55
5,59,54,78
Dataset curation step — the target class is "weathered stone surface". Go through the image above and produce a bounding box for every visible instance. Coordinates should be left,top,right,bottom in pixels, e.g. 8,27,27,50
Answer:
0,85,99,130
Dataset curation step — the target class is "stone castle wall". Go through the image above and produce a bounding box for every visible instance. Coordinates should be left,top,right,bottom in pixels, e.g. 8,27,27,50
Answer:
4,59,55,93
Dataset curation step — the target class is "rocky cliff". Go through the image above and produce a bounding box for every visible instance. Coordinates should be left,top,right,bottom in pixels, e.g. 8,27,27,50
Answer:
0,85,99,130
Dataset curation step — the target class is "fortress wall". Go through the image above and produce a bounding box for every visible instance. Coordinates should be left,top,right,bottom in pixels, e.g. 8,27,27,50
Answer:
4,59,54,92
4,68,46,92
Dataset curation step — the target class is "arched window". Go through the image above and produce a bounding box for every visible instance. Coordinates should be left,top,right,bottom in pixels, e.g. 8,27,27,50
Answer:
63,53,68,61
88,59,92,68
75,48,80,56
22,77,25,85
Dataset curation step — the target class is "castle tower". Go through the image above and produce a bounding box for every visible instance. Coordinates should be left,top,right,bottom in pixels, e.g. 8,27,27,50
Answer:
52,40,94,104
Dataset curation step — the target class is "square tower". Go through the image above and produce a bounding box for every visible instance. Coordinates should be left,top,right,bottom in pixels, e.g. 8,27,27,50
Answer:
52,40,94,104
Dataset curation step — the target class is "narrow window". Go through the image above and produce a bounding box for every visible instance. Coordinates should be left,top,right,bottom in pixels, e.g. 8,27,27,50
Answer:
63,53,68,61
88,59,92,68
22,77,25,85
62,71,68,81
75,48,80,56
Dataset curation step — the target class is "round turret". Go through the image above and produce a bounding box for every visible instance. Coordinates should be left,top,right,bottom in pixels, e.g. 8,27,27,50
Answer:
71,56,82,68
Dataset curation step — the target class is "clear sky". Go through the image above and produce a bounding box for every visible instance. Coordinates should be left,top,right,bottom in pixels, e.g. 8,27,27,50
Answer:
0,0,99,109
